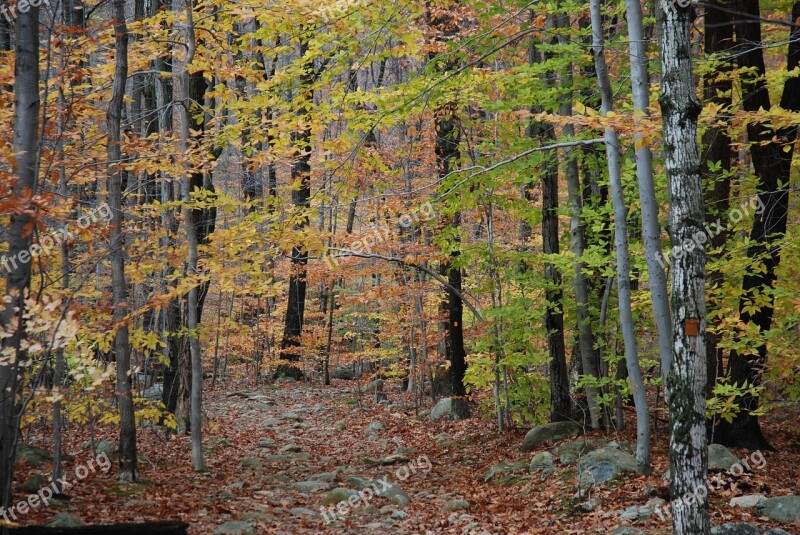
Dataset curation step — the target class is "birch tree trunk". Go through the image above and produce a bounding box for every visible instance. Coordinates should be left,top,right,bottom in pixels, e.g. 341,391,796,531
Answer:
107,0,138,482
624,0,672,380
0,2,39,507
590,0,650,474
657,0,710,532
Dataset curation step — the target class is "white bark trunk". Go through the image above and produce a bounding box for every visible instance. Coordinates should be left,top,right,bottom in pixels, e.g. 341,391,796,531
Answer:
657,0,710,532
590,0,650,474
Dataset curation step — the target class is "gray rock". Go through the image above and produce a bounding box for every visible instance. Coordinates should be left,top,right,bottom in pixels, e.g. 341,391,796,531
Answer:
430,398,453,420
263,417,281,427
258,437,276,449
483,460,527,485
366,421,386,435
361,454,409,467
520,421,582,451
755,495,800,522
347,477,410,506
276,376,297,383
280,444,302,453
762,529,794,535
554,438,606,464
47,513,85,528
15,444,52,468
611,529,644,535
619,505,653,522
323,487,359,505
710,524,760,535
729,494,765,508
529,451,554,472
708,444,741,472
143,383,163,400
390,509,408,520
576,498,600,513
287,507,315,516
279,412,302,422
308,472,337,483
264,454,292,463
18,474,43,493
577,446,638,485
290,479,329,492
443,499,470,511
95,440,117,457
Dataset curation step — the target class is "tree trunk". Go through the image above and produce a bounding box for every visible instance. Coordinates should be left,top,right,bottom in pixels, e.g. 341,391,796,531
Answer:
0,3,39,508
713,0,800,450
658,0,710,531
590,0,650,474
277,36,312,381
108,0,137,481
624,0,672,382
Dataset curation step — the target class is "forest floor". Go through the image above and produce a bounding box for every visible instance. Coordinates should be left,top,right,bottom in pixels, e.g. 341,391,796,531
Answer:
11,380,800,534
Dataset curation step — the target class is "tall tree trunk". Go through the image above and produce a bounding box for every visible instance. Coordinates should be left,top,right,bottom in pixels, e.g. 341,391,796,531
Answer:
658,0,710,532
701,0,734,399
108,0,137,481
277,36,312,381
0,2,39,508
590,0,650,474
175,0,206,471
624,0,672,381
713,0,800,450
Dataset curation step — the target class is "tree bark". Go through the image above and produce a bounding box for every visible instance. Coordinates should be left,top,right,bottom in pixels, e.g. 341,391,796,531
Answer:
0,2,39,508
658,0,710,531
590,0,650,474
108,0,137,481
713,0,800,450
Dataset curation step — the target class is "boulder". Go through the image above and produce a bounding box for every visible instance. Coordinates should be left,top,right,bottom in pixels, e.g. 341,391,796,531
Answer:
47,513,86,528
346,477,410,506
15,444,52,468
709,524,760,535
755,495,800,522
323,487,359,505
729,494,765,508
520,421,582,451
430,398,453,420
708,444,741,472
528,452,554,472
484,460,527,485
144,383,163,400
577,446,638,486
443,499,470,511
554,438,606,464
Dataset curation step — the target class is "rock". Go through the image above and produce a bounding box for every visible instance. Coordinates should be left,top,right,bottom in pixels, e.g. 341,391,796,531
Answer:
708,444,741,472
576,498,600,513
264,454,292,463
619,505,653,522
309,472,337,483
611,529,644,535
95,440,117,457
334,421,347,431
280,444,302,453
241,458,263,469
47,513,85,528
18,474,44,493
258,437,276,449
529,452,554,472
279,412,302,421
762,529,794,535
755,495,800,522
443,499,470,511
263,417,281,427
366,421,386,436
361,454,409,467
323,487,360,505
347,477,410,506
276,376,297,383
729,494,765,508
143,383,163,400
15,444,52,468
520,421,582,451
290,479,329,492
483,460,528,485
390,509,408,519
430,398,453,420
287,507,315,516
433,432,453,445
577,446,638,486
554,438,606,464
710,524,760,535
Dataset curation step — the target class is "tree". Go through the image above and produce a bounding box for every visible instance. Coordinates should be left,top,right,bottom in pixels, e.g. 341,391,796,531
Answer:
590,0,650,473
657,0,710,531
0,0,39,507
713,0,800,450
